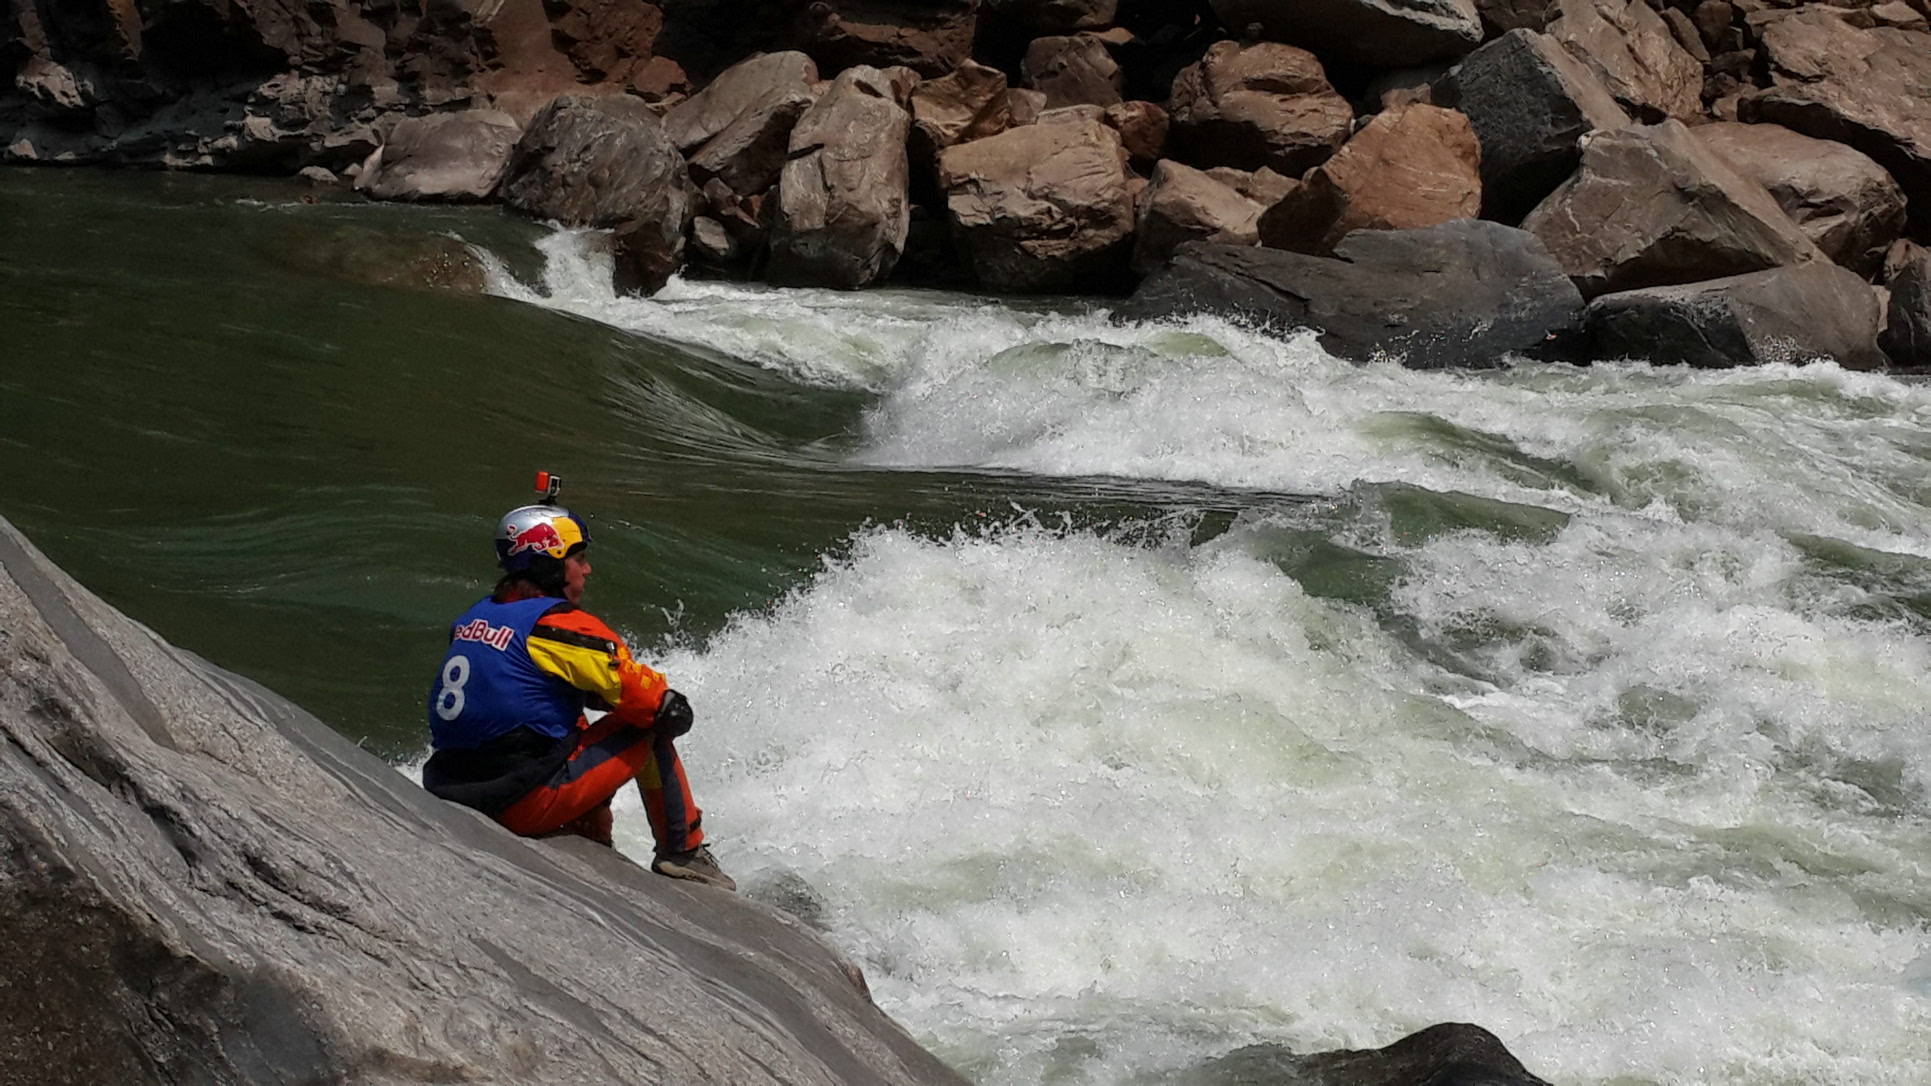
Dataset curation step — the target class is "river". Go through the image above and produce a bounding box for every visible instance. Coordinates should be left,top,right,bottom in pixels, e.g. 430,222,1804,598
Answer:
3,167,1928,1085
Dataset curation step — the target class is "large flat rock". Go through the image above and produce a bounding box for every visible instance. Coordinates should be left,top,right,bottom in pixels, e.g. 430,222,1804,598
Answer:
0,517,967,1086
1584,260,1888,369
1120,219,1586,369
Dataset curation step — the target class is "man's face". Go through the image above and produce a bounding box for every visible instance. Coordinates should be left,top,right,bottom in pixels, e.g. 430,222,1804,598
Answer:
562,550,592,605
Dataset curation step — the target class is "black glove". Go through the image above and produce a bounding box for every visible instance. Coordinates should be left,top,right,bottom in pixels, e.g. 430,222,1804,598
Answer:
654,689,693,738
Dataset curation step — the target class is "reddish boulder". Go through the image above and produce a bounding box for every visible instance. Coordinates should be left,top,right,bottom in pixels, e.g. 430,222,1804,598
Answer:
499,94,695,295
1166,41,1353,175
910,60,1012,164
357,110,523,201
662,52,819,155
1742,11,1931,233
767,66,914,289
1103,100,1168,170
792,0,979,77
1695,121,1906,277
1258,102,1482,255
1545,0,1703,121
1133,160,1265,275
1522,118,1826,297
938,115,1136,291
546,0,665,86
1020,34,1124,109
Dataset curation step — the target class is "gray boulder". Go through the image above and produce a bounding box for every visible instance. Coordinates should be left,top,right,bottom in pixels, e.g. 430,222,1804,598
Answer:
498,94,696,295
1743,11,1931,234
1880,241,1931,368
1585,260,1888,369
1522,119,1826,298
767,66,915,290
1120,219,1587,368
1181,1023,1551,1086
1544,0,1703,122
1209,0,1485,67
1695,121,1907,278
357,110,524,201
662,51,821,155
1434,29,1631,223
939,114,1136,291
0,517,968,1086
1166,41,1354,176
1021,34,1125,110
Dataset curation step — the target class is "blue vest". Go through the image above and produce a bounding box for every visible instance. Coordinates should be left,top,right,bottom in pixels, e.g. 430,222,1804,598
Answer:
427,596,585,749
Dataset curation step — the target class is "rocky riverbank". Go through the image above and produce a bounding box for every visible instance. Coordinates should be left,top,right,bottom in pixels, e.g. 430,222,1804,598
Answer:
7,0,1931,369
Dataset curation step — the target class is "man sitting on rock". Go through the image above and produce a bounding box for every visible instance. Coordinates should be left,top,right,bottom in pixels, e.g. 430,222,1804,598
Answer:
421,476,733,890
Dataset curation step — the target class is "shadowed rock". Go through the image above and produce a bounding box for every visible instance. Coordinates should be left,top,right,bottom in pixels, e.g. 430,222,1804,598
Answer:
910,59,1012,168
792,0,980,76
0,517,969,1086
939,113,1136,291
1166,40,1353,176
1477,0,1555,36
1585,260,1888,369
1522,119,1826,298
1209,0,1485,67
1434,28,1631,223
767,65,915,289
1021,33,1124,109
1257,101,1482,256
357,109,524,202
1545,0,1703,122
1741,11,1931,234
986,0,1120,32
1120,220,1586,368
1880,241,1931,368
498,93,695,295
1105,100,1169,170
1178,1023,1552,1086
1695,121,1906,278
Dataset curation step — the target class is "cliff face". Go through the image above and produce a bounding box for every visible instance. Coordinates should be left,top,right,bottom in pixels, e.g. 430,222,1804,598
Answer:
0,515,967,1086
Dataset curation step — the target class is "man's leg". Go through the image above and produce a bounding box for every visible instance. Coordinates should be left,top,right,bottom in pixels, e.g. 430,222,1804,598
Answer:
634,730,705,854
497,717,652,839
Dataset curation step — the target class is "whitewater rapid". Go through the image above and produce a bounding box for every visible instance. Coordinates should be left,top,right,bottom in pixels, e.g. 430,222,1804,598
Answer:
491,232,1931,1085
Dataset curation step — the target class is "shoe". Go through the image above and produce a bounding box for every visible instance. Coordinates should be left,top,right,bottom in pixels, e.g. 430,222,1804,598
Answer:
652,845,737,891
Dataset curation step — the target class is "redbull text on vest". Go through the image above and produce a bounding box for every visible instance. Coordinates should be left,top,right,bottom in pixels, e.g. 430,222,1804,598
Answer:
452,618,515,652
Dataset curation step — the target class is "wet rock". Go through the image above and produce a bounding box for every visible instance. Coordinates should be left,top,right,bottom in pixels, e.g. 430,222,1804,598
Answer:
792,0,979,77
938,113,1136,291
1522,118,1825,298
1545,0,1704,122
767,65,914,289
1132,159,1265,275
1586,260,1888,369
1104,99,1169,170
1879,240,1931,367
356,109,523,201
0,517,968,1086
1258,101,1483,255
1695,121,1906,277
661,51,819,155
1435,29,1631,223
498,94,695,295
1021,34,1125,109
1209,0,1486,67
1166,40,1354,175
1121,219,1587,368
1742,11,1931,233
1180,1023,1552,1086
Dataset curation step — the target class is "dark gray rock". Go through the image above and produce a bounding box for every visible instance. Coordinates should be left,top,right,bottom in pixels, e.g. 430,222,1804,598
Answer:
0,517,967,1086
1879,241,1931,368
498,93,696,296
1435,29,1631,223
1178,1023,1551,1086
1586,260,1889,369
1120,220,1586,368
1209,0,1486,67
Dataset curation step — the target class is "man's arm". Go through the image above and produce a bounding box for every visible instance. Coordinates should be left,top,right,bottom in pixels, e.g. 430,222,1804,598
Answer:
525,607,669,727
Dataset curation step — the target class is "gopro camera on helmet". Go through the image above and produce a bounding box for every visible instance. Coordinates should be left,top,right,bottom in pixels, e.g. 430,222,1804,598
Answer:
534,471,563,505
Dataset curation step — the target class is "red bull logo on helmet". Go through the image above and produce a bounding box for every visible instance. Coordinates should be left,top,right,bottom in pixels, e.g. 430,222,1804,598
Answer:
504,515,584,559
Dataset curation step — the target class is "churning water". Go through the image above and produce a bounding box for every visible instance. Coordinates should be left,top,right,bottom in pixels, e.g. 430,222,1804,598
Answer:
493,232,1931,1084
4,171,1927,1084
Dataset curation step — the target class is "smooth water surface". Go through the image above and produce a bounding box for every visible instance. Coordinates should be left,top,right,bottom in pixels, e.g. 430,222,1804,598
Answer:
3,167,1929,1084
